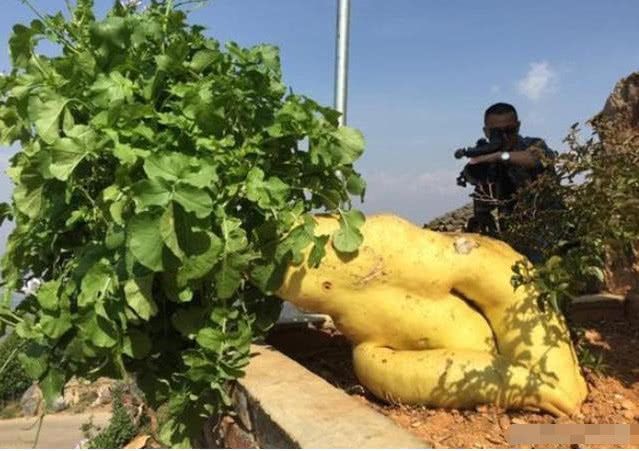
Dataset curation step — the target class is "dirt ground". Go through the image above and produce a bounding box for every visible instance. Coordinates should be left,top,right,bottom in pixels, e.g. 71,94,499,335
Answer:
267,317,639,449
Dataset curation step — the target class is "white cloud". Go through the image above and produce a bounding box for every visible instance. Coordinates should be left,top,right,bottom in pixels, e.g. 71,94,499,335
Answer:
517,61,558,101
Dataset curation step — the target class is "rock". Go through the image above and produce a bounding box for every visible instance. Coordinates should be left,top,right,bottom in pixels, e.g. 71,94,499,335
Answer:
64,376,116,409
232,387,252,431
511,417,526,425
591,71,639,139
50,395,67,413
621,399,635,410
64,383,81,407
475,404,489,413
90,383,113,407
623,410,637,420
224,420,256,449
20,383,43,417
498,415,510,430
410,420,422,428
424,203,474,232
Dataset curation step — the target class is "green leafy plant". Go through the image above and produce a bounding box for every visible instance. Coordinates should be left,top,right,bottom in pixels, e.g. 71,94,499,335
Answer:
508,117,638,314
87,385,137,449
0,332,32,402
0,0,366,446
570,327,609,375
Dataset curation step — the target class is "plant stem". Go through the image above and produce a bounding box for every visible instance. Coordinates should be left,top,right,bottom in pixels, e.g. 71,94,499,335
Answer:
18,0,80,54
0,345,20,377
0,316,18,328
1,308,22,323
32,413,45,449
64,0,73,16
115,352,130,383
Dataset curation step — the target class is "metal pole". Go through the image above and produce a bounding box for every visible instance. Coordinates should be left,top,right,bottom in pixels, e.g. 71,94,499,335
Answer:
334,0,351,126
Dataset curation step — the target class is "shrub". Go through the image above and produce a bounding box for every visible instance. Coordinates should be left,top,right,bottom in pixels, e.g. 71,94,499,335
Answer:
0,333,31,402
87,385,137,449
508,113,638,313
0,0,366,446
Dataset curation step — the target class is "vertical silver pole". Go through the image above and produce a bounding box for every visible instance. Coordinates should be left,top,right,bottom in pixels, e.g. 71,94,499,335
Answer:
334,0,351,126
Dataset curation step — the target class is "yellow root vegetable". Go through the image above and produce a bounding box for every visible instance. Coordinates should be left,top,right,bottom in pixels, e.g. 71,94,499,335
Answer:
275,213,588,416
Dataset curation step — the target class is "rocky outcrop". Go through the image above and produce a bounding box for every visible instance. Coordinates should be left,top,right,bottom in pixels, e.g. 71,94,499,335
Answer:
591,72,639,140
590,71,639,296
424,203,474,232
20,383,43,417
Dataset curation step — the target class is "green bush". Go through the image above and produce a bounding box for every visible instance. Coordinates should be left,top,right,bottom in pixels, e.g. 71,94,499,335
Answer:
0,333,31,401
88,385,137,449
0,0,366,446
508,116,638,313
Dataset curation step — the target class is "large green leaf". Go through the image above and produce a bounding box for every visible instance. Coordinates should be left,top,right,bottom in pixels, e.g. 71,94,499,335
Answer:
113,142,149,166
124,275,158,320
346,172,367,201
40,311,72,339
144,153,217,189
36,279,60,311
334,126,365,164
78,261,115,308
90,71,134,108
143,153,190,183
308,235,329,268
215,253,250,300
189,49,218,72
127,212,164,271
220,217,249,253
13,179,43,219
28,95,69,144
41,367,65,408
9,21,45,68
195,327,224,352
332,209,365,253
18,342,48,379
177,231,223,285
132,179,172,211
49,125,96,180
173,184,213,219
160,204,185,260
246,167,290,209
85,314,118,348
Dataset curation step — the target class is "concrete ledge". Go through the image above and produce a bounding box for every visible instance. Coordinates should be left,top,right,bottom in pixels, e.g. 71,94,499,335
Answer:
568,293,627,322
220,344,429,449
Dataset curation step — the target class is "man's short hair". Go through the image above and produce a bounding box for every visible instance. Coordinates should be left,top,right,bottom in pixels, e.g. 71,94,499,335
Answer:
484,103,518,122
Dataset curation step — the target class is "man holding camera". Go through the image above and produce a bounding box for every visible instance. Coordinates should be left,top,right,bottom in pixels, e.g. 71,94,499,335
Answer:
457,102,557,262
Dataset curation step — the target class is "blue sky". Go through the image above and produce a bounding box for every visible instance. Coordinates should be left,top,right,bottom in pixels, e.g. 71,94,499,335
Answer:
1,0,638,247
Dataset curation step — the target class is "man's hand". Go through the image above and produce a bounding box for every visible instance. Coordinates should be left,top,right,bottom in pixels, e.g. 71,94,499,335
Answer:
469,146,547,169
